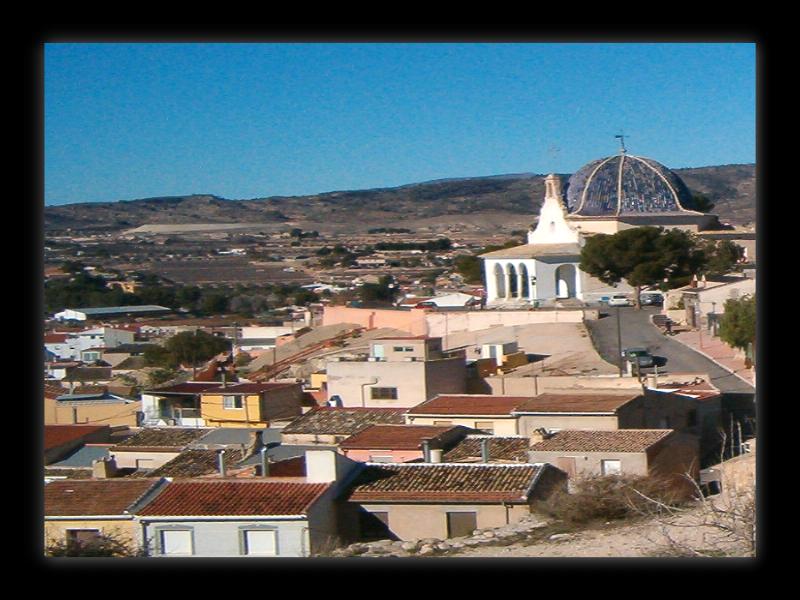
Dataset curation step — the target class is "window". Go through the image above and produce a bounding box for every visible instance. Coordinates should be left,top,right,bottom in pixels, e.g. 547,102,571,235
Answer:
359,510,392,541
67,529,100,546
433,420,452,427
446,512,477,538
159,529,193,556
371,387,398,400
223,395,243,409
687,409,698,427
369,455,394,463
601,460,622,476
393,346,414,352
83,352,100,362
474,421,495,434
242,529,277,556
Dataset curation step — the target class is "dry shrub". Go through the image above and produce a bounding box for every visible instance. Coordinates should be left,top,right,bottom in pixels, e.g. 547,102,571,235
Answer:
45,532,147,557
535,474,691,526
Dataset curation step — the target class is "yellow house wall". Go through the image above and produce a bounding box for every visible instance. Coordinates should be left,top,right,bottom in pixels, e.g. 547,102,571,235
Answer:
405,415,519,435
202,393,265,426
45,518,141,548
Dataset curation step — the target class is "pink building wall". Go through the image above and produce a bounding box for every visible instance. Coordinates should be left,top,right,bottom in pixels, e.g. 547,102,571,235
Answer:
339,448,423,462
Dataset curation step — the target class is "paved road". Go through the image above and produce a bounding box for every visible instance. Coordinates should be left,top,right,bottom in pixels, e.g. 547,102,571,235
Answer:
585,306,755,394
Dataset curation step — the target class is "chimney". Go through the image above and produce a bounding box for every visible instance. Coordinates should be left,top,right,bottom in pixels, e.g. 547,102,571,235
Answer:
529,428,550,445
260,446,269,477
217,449,227,477
305,449,339,483
92,456,117,479
480,438,491,463
249,430,264,454
429,449,443,463
421,440,431,462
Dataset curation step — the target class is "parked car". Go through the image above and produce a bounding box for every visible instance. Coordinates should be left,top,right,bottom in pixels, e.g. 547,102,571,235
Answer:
622,347,655,368
608,295,634,307
640,292,664,306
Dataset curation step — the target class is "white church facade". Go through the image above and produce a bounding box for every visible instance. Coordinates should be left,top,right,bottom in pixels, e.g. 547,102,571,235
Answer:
480,150,722,306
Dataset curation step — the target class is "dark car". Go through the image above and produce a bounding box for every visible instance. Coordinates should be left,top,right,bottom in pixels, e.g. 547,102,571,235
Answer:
640,292,664,306
622,347,654,368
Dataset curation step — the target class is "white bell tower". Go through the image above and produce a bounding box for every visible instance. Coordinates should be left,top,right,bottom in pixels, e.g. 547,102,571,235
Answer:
527,174,581,246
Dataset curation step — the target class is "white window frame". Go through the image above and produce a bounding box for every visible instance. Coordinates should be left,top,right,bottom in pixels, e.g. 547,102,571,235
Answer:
156,527,194,556
601,459,622,476
223,395,243,410
239,526,279,556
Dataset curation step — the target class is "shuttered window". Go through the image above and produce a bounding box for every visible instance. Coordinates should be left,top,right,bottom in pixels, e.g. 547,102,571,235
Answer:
160,529,193,555
243,529,277,556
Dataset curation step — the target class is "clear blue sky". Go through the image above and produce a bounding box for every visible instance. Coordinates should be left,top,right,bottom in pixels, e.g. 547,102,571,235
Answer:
44,43,756,206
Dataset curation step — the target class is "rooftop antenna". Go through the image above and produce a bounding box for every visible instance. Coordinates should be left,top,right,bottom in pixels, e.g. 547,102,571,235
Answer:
615,131,628,154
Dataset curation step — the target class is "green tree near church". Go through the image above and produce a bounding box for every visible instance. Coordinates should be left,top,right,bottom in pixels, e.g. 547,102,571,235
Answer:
579,227,709,308
719,295,756,362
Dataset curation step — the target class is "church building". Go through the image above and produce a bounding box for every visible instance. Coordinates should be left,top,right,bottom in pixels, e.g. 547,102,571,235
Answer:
481,148,722,306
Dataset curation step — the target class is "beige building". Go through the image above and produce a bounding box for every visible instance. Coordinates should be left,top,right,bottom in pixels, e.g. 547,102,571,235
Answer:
527,429,700,486
44,478,167,553
325,336,466,408
404,395,528,435
345,462,567,541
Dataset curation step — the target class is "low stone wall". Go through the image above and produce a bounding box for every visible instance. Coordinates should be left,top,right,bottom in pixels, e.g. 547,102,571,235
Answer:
327,514,552,558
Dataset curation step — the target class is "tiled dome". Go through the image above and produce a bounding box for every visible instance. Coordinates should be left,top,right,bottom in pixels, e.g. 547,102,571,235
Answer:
565,154,698,217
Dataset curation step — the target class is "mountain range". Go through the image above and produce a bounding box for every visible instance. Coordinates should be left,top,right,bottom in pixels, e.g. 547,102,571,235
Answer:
44,164,756,233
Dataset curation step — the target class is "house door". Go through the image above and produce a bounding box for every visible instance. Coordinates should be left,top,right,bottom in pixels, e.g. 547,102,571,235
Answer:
446,512,477,538
373,345,385,359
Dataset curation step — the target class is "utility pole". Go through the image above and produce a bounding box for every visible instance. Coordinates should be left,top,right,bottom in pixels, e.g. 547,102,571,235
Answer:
616,307,624,378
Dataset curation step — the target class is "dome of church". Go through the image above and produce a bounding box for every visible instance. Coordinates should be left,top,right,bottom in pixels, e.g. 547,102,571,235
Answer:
564,153,698,216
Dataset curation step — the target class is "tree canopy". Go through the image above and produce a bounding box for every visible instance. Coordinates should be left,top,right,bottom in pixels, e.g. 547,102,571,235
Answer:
580,227,708,307
719,295,756,355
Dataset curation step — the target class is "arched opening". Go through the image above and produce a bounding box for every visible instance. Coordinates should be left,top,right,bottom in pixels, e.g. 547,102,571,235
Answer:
519,264,530,299
555,264,577,299
494,264,505,299
507,264,518,298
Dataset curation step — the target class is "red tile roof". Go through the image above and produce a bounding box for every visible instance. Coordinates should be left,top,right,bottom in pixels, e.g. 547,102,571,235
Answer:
44,333,69,344
199,382,299,395
145,382,226,395
339,424,460,450
512,393,641,414
44,381,67,400
45,479,163,516
348,463,547,503
406,395,532,416
137,480,330,516
529,429,675,453
44,425,110,451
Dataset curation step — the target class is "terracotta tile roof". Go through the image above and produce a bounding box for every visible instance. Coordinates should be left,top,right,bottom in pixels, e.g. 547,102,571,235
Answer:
44,425,110,451
110,428,211,452
512,393,641,414
134,448,248,478
529,429,674,453
282,407,407,435
45,479,163,516
443,436,531,463
144,382,224,395
199,382,298,395
44,381,67,400
266,456,306,477
44,333,69,344
137,480,330,516
347,463,547,503
339,424,463,450
406,395,532,416
44,468,94,480
63,367,113,382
